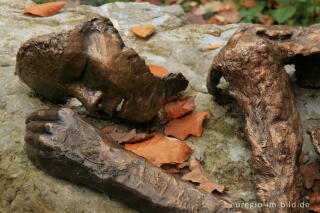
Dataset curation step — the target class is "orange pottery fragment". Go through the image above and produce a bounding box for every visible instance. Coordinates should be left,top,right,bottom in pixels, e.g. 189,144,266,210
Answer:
23,2,66,17
164,96,195,120
148,64,170,77
207,44,220,50
125,134,193,165
131,25,155,38
165,111,210,140
182,158,225,193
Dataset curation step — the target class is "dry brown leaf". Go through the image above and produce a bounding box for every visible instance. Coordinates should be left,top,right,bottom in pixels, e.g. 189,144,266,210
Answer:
258,14,274,26
299,151,304,163
241,0,256,8
214,10,241,24
165,111,210,140
131,25,155,38
161,163,185,174
182,158,225,193
125,134,193,165
102,125,152,144
176,161,189,169
148,64,169,77
187,14,207,25
127,133,154,143
207,44,220,50
300,162,320,189
164,96,195,120
23,2,66,17
135,0,162,6
307,191,320,212
193,1,223,15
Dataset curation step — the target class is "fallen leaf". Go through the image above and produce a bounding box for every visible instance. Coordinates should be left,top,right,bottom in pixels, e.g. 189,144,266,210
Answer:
164,96,195,120
161,163,186,174
148,64,169,77
187,14,207,25
182,158,225,193
188,1,198,7
206,16,223,25
125,134,193,165
214,10,241,24
207,31,221,37
207,44,220,50
131,25,155,38
241,0,256,8
299,151,304,163
135,0,162,6
258,14,274,26
307,191,320,212
176,161,189,169
102,125,152,144
127,133,154,143
314,180,320,192
165,112,210,140
300,162,320,189
23,2,66,17
193,1,223,15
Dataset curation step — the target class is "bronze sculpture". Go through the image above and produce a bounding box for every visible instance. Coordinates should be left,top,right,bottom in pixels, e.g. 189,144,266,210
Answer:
16,15,320,212
207,24,320,213
16,17,188,123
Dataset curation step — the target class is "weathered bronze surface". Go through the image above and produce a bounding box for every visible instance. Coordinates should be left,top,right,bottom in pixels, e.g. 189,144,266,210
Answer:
25,108,236,213
16,17,188,123
310,129,320,155
206,24,320,212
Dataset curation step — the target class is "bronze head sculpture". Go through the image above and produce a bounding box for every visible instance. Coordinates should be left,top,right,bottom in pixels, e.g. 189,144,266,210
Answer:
16,17,188,123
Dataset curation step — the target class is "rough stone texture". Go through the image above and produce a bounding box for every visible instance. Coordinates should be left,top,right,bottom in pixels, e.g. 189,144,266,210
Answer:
1,1,320,213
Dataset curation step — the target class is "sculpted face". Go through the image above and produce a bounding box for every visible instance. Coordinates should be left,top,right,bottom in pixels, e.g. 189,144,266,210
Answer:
16,17,188,123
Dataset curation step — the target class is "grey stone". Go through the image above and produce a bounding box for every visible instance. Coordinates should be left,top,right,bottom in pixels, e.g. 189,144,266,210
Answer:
2,1,319,213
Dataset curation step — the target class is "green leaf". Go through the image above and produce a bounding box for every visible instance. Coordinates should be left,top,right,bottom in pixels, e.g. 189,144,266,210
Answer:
277,0,290,6
270,6,296,24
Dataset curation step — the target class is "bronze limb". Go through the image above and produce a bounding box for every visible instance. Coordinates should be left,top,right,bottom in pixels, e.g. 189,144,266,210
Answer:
25,108,236,213
206,24,320,212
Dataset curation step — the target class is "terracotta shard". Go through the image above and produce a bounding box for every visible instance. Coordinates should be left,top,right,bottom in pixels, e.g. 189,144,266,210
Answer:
182,158,225,193
23,2,66,17
165,111,210,140
16,17,188,123
131,25,155,38
25,108,235,213
125,134,193,165
164,96,195,120
207,24,320,212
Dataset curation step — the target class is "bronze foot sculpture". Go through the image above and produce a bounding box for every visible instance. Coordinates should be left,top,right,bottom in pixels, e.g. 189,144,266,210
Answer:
25,108,235,213
16,17,188,123
207,24,320,212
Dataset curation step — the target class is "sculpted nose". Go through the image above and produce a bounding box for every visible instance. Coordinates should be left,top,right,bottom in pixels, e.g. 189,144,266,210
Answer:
68,84,104,113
